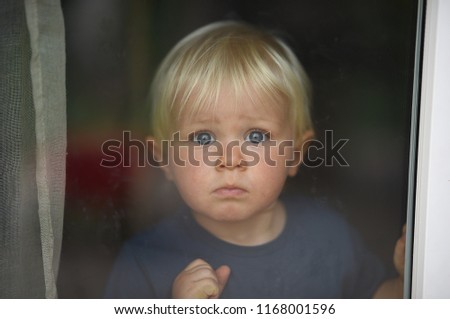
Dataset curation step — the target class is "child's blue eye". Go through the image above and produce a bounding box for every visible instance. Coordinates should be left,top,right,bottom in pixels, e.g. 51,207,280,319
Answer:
245,130,269,144
191,132,215,145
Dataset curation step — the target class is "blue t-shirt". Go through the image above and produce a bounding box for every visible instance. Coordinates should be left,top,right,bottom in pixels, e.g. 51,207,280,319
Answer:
104,196,386,298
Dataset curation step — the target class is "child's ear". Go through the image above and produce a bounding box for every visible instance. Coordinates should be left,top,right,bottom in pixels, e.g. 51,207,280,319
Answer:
147,136,174,181
287,129,314,177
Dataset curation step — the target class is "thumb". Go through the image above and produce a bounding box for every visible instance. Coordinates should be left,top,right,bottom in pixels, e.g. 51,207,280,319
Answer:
214,265,231,297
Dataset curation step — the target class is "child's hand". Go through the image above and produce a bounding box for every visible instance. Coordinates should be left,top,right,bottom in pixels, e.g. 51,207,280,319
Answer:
393,224,407,278
172,259,231,298
373,224,406,298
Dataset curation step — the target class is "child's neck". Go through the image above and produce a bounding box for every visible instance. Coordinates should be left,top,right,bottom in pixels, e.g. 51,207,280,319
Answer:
191,201,287,246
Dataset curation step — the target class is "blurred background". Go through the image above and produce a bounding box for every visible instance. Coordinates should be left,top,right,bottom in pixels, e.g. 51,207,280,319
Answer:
58,0,419,297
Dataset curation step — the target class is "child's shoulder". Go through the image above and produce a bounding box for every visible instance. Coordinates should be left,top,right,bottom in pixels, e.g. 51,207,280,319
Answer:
282,194,357,242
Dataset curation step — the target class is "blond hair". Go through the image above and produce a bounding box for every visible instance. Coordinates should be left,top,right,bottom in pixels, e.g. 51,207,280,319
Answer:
149,21,312,143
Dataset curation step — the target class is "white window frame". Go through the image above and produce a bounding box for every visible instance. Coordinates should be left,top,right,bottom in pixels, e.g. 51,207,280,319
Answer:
411,0,450,298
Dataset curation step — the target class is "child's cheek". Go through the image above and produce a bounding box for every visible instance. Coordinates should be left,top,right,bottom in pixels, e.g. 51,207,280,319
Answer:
168,145,202,167
265,142,294,168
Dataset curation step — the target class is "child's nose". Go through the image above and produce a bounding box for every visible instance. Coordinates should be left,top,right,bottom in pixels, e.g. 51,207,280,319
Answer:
216,140,246,170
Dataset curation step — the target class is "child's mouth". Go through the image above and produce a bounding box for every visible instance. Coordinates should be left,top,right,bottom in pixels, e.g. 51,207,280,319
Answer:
213,186,247,198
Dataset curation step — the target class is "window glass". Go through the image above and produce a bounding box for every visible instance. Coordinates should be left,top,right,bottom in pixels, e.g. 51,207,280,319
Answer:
58,0,419,298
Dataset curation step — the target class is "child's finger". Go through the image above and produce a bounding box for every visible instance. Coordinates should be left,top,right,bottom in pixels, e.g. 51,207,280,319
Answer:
184,260,218,281
393,224,407,278
195,266,231,299
214,265,231,298
194,278,220,298
184,258,210,271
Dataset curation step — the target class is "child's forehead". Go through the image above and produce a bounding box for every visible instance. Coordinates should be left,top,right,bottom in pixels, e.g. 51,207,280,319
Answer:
177,83,289,125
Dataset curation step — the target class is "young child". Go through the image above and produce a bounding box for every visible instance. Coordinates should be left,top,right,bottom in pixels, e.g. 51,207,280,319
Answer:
104,21,404,298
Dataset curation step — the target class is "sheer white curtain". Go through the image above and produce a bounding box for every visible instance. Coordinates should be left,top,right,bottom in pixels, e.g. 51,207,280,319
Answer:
0,0,66,298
